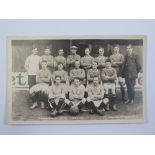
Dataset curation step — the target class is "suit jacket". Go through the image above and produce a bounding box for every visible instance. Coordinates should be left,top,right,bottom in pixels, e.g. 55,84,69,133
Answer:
122,53,141,79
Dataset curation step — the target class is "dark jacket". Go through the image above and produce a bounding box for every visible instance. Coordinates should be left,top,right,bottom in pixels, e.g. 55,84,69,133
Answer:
122,53,141,79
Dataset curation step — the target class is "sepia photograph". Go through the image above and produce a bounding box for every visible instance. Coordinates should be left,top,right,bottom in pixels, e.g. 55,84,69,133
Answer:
7,35,146,124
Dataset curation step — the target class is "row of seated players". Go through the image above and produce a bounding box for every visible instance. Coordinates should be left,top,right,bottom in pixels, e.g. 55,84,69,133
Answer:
29,59,118,116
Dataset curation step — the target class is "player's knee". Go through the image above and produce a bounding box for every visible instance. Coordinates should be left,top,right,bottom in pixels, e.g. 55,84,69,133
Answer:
81,98,86,104
111,84,116,90
29,87,35,95
64,99,70,105
49,98,55,103
59,98,64,102
86,97,91,102
102,98,109,105
29,92,36,98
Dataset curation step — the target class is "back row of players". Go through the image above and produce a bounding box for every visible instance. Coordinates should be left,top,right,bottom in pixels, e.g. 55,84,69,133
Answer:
24,44,141,116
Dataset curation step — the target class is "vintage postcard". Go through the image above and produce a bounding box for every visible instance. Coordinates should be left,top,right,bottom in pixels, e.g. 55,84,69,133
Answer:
7,35,146,124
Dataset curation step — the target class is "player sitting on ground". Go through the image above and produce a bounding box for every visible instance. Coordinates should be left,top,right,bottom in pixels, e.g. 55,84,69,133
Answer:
68,77,86,116
29,60,51,109
86,76,109,116
101,59,117,111
48,76,69,117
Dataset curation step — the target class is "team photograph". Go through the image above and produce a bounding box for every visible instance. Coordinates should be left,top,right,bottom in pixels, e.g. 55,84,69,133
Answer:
7,36,146,123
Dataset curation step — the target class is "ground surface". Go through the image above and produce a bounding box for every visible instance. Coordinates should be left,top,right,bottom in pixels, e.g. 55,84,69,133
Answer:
11,89,143,123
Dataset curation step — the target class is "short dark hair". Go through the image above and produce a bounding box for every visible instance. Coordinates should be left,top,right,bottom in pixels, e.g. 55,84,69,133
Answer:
105,59,111,63
93,76,99,80
114,44,120,48
93,61,98,65
85,47,90,51
75,60,80,64
74,77,80,81
58,48,64,51
32,45,37,50
55,75,61,80
127,44,133,48
41,60,47,64
45,46,50,50
58,63,64,66
99,47,104,50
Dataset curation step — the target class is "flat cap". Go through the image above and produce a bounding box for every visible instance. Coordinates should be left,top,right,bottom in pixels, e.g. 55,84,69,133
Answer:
70,46,78,49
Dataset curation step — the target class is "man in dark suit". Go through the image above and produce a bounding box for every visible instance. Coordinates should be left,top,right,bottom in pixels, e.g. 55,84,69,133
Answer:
122,44,141,104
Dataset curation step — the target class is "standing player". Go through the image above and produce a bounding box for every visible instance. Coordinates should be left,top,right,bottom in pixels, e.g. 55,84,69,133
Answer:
24,47,40,88
110,44,126,103
122,44,141,104
67,46,81,69
48,76,68,117
40,47,54,72
68,77,86,115
95,47,107,70
69,60,85,84
81,48,94,84
54,48,66,69
87,61,101,84
86,76,109,116
29,60,51,109
101,59,117,111
81,47,94,70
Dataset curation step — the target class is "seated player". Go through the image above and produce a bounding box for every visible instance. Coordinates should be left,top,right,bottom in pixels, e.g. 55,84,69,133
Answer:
110,44,126,103
52,63,69,85
67,46,81,69
68,77,86,115
48,76,69,117
29,60,51,109
95,47,107,69
81,47,94,70
87,61,101,84
54,48,66,69
40,47,54,72
86,76,109,116
69,60,85,84
101,59,117,111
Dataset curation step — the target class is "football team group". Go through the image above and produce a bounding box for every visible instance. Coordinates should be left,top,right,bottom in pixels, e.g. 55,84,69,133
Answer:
24,44,141,117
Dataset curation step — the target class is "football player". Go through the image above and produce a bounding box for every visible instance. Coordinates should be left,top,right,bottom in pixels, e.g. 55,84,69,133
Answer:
86,76,109,116
101,59,117,111
54,48,66,69
110,44,126,103
24,47,40,88
29,60,51,109
67,46,81,69
40,47,54,72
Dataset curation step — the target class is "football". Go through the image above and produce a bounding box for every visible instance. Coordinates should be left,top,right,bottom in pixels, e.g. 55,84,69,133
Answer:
69,105,79,116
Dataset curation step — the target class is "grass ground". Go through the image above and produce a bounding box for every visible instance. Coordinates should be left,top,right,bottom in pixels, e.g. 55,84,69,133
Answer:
12,89,143,122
